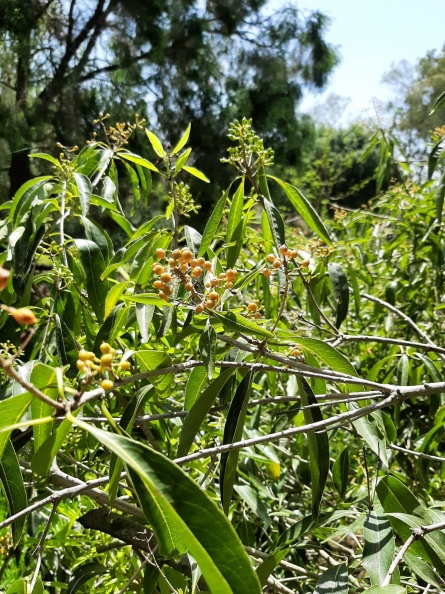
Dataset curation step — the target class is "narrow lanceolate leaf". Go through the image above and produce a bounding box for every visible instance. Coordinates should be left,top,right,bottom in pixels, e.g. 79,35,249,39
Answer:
0,440,27,547
146,129,166,158
328,263,349,328
268,176,331,244
212,310,274,339
73,172,92,216
74,239,109,322
291,336,357,377
263,198,286,249
363,586,406,594
435,170,445,224
174,147,192,175
184,366,208,410
118,151,160,173
171,123,191,155
121,293,173,307
182,165,210,183
428,137,445,179
314,563,348,594
297,378,329,521
429,89,445,115
200,325,216,380
332,446,349,499
363,512,395,586
0,394,33,460
30,363,58,453
178,368,236,457
71,418,261,594
198,191,228,257
220,371,253,513
226,179,244,253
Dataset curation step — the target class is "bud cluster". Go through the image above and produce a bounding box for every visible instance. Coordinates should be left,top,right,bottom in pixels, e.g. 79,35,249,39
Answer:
76,343,131,391
152,247,238,312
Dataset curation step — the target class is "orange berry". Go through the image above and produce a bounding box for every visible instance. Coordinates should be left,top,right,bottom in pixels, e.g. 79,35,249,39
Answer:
191,266,202,278
180,263,189,272
226,269,237,281
208,291,219,300
279,245,288,255
262,269,272,278
159,291,169,301
152,264,164,275
190,258,198,268
266,254,275,263
119,361,131,371
9,307,37,325
0,267,9,291
184,282,194,291
226,281,234,289
289,249,298,258
100,379,114,391
168,258,176,267
172,249,181,260
273,259,282,269
155,248,166,259
205,300,216,310
210,278,219,286
219,272,227,279
254,312,261,319
195,303,204,314
181,249,193,262
153,280,165,290
247,302,257,312
203,261,213,271
301,259,310,268
196,257,206,266
160,272,172,283
163,285,173,296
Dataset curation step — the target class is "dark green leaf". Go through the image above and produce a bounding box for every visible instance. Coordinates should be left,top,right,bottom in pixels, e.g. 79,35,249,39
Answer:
328,263,349,328
0,440,27,547
332,446,349,499
212,310,274,339
75,239,109,322
73,172,92,216
198,192,227,257
363,512,395,586
67,562,108,594
314,563,348,594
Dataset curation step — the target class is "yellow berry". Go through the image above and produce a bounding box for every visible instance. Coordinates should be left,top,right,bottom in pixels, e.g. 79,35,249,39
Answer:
196,257,206,266
247,302,257,312
159,291,169,301
100,379,114,391
100,353,114,367
160,272,172,283
191,266,202,278
208,291,219,300
153,280,165,290
79,349,95,361
219,272,227,280
100,343,111,354
76,360,86,371
195,303,204,314
168,258,176,267
266,254,275,263
172,249,181,260
155,248,166,259
226,269,237,281
184,282,194,291
225,281,233,289
119,361,131,371
273,259,282,269
262,269,272,278
205,300,216,310
203,261,213,271
180,263,189,272
279,245,288,255
152,264,164,275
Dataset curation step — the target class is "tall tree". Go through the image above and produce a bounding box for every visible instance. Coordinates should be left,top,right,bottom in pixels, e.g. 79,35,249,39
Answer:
0,0,338,197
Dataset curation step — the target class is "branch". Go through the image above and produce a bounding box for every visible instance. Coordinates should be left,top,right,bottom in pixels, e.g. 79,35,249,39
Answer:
331,333,445,356
79,51,153,82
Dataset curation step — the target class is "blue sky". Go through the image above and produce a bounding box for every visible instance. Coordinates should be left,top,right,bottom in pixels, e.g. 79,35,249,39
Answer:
272,0,445,121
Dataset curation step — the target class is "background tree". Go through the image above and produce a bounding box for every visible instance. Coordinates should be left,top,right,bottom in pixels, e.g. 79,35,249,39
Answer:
0,0,338,200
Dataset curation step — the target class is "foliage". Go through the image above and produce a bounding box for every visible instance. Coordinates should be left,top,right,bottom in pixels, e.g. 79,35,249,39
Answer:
1,114,445,594
0,0,338,200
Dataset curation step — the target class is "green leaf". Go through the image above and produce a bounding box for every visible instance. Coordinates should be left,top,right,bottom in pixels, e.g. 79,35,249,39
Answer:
122,293,173,307
135,303,155,343
134,350,173,397
268,176,331,245
6,579,28,594
427,137,445,179
429,89,445,115
171,123,191,155
298,377,329,520
29,152,60,166
255,548,289,587
185,366,208,410
435,170,445,224
93,303,128,352
74,239,109,322
314,563,348,594
184,225,202,257
352,410,389,467
263,198,286,249
174,147,192,175
0,394,33,461
67,562,108,594
71,418,262,594
178,368,236,457
30,363,58,452
73,172,92,216
404,551,441,588
118,151,160,173
0,440,27,546
182,165,210,183
146,129,166,158
212,310,274,339
54,314,78,375
363,512,395,586
221,371,253,513
332,446,349,500
200,325,216,380
105,281,131,318
290,336,357,378
198,192,227,257
363,586,406,594
328,263,349,328
226,179,244,267
31,412,79,476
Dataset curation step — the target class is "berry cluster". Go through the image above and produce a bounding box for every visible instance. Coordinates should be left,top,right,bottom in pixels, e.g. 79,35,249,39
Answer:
0,531,11,556
76,343,131,391
262,244,310,277
152,247,238,312
245,300,261,320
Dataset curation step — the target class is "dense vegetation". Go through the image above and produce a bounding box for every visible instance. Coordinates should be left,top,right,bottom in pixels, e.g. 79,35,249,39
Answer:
0,99,445,594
